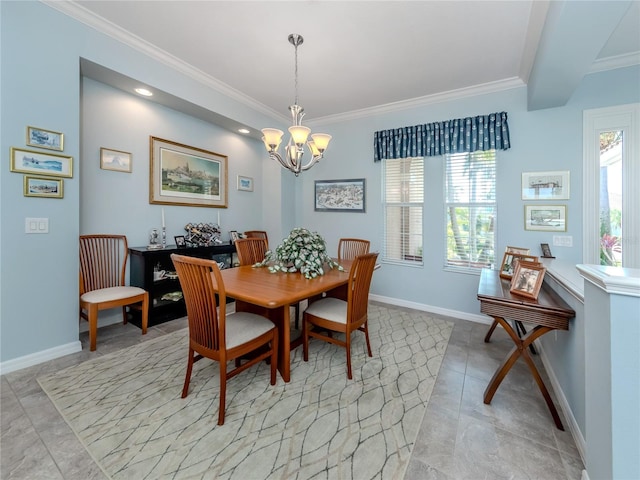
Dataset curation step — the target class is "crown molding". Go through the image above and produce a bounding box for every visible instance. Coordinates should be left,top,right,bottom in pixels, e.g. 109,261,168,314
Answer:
308,77,525,127
41,0,287,123
590,51,640,74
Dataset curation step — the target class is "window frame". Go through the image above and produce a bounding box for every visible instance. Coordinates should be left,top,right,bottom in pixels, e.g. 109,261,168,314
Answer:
382,157,424,267
443,150,497,273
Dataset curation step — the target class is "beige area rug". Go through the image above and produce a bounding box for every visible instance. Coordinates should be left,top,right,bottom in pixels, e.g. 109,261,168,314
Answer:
38,304,452,480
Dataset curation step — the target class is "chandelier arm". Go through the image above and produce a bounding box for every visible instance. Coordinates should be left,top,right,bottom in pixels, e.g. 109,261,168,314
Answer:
300,154,323,172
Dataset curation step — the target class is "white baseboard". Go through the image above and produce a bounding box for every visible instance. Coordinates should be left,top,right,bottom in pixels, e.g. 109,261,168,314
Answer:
369,293,491,324
537,343,587,465
0,341,82,376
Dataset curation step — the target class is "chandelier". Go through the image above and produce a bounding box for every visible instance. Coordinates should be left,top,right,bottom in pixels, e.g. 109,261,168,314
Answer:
261,34,331,176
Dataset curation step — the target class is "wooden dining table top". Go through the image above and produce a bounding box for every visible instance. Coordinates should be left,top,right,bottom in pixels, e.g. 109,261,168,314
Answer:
218,260,352,307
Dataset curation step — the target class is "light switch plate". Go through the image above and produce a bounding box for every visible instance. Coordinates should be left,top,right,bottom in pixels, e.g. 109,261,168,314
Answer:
552,235,573,247
25,217,48,234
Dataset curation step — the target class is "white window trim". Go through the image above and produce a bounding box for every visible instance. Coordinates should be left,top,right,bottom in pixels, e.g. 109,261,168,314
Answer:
583,103,640,268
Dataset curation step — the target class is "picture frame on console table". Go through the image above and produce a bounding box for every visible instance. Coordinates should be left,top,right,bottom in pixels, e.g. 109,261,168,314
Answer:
500,252,539,280
510,261,546,300
149,136,228,208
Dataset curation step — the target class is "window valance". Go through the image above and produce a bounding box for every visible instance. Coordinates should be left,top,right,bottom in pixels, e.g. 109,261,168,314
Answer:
373,111,510,161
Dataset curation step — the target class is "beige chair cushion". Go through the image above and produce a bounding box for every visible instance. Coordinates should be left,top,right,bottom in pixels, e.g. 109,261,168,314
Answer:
304,297,348,324
225,312,275,349
81,286,146,303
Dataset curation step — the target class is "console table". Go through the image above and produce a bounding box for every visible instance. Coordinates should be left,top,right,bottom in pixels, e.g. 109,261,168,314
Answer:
477,268,575,430
129,243,236,326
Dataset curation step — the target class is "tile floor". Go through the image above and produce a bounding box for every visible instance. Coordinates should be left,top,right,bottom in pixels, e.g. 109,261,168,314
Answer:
1,304,584,479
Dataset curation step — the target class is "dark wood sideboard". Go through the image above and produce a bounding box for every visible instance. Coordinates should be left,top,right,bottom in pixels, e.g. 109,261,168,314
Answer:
129,244,237,327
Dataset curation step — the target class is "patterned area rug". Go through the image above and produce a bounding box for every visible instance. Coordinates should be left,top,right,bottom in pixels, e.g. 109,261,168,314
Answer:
38,304,452,480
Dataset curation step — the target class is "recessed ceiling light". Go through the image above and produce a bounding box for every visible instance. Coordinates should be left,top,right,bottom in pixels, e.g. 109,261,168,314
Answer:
238,128,250,134
135,88,153,97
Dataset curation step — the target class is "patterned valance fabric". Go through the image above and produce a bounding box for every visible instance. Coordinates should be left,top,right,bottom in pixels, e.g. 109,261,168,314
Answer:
373,111,510,161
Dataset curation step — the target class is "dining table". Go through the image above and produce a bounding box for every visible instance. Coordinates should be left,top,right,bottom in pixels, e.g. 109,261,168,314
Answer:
217,260,352,382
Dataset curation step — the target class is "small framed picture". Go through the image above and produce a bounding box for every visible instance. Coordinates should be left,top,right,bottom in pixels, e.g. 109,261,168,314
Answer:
525,205,567,232
505,245,530,255
510,261,546,300
521,171,570,200
500,252,539,279
23,175,63,199
229,230,240,243
100,147,132,173
237,175,254,191
10,147,73,178
26,126,64,151
540,243,554,258
174,235,186,248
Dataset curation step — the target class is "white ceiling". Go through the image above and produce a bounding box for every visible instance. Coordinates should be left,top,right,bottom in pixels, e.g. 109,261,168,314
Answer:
50,1,639,125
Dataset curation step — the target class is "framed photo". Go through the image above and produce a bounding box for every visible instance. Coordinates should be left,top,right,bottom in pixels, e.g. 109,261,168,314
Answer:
506,245,530,255
237,175,253,192
23,175,63,199
500,252,539,279
229,230,240,243
10,147,73,178
510,261,546,300
540,243,554,258
525,205,567,232
26,126,64,151
314,178,366,213
174,235,186,248
149,136,228,208
522,171,570,200
100,147,132,173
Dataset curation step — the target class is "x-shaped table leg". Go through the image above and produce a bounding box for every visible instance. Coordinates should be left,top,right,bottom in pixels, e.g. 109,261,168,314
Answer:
483,315,564,430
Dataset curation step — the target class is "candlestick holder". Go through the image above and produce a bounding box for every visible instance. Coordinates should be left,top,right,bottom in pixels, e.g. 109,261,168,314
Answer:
161,226,167,249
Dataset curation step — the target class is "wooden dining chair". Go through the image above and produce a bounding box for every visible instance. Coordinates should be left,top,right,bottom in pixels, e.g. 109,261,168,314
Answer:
244,230,269,247
79,234,149,351
171,253,278,425
234,237,269,266
338,238,371,261
302,252,379,379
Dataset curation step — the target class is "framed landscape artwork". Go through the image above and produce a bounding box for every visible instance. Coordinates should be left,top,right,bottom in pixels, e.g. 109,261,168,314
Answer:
26,126,64,151
314,178,366,213
149,136,228,208
524,205,567,232
522,171,570,200
100,147,132,173
10,147,73,178
23,175,63,199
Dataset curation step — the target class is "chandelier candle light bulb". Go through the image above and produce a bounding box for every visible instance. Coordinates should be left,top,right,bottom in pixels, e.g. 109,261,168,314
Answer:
261,34,331,176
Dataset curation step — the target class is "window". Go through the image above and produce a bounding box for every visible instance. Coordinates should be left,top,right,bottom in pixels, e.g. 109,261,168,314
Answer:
583,104,639,268
445,151,496,270
383,157,424,265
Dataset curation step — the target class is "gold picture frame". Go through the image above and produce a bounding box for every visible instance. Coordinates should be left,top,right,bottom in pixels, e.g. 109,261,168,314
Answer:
100,147,132,173
26,126,64,151
510,261,546,300
23,175,63,199
10,147,73,178
149,136,228,208
500,252,539,279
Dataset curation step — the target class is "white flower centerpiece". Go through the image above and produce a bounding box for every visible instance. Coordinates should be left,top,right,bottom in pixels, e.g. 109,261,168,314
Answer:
254,227,343,279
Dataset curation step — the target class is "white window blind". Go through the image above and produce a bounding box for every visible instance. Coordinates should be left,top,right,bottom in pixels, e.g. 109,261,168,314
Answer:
383,157,424,264
445,151,496,270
